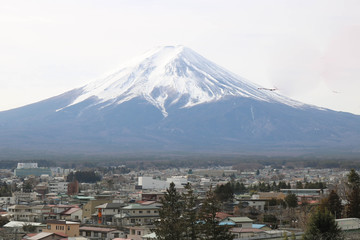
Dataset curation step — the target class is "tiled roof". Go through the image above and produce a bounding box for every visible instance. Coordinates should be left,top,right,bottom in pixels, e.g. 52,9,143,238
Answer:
122,204,159,210
61,207,81,215
79,226,118,233
226,217,254,223
27,232,68,240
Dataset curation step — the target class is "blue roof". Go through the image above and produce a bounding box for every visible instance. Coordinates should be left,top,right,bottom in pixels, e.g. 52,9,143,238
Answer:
252,224,266,229
219,220,236,226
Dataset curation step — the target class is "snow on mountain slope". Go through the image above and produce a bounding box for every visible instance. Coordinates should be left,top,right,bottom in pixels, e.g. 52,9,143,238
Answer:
63,45,305,116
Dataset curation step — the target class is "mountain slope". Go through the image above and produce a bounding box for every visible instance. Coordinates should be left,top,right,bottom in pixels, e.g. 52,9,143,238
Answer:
0,46,359,157
61,45,303,116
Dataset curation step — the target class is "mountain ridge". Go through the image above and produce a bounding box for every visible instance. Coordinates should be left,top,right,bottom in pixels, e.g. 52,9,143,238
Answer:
0,45,359,157
60,45,306,117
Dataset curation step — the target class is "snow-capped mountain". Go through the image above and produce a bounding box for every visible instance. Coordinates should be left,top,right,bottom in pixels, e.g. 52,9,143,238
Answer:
0,45,359,158
62,45,303,116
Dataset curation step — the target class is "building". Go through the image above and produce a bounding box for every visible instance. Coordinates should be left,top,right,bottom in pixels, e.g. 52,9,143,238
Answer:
221,217,254,228
119,203,160,226
94,202,124,224
24,232,68,240
49,182,69,194
336,218,360,230
80,227,126,240
138,177,167,190
0,196,15,205
127,226,153,240
60,207,82,221
43,220,80,237
3,221,45,233
13,191,37,204
141,192,164,202
14,163,52,177
166,176,188,189
82,199,111,223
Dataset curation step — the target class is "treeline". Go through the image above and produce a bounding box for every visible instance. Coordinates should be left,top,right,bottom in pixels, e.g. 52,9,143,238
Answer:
66,171,102,183
229,180,326,194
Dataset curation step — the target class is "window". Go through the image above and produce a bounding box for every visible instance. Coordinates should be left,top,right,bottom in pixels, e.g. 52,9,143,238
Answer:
131,219,135,223
47,225,51,229
147,210,151,213
137,231,141,235
68,226,70,230
139,211,143,213
94,232,98,237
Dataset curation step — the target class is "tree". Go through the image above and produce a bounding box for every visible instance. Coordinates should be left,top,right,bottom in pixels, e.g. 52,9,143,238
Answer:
326,190,343,219
214,182,233,202
182,183,199,240
0,216,9,227
346,169,360,218
154,182,184,240
285,193,298,208
23,224,36,232
303,207,343,240
198,189,234,240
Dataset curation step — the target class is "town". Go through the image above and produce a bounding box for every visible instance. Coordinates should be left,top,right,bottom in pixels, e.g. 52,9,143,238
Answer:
0,161,359,240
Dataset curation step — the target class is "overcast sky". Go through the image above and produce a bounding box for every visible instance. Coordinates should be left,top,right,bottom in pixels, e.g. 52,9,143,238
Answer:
1,0,359,114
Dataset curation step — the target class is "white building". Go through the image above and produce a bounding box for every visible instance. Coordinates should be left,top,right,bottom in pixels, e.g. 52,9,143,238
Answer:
0,196,15,205
138,177,167,190
17,163,38,169
336,218,360,230
49,181,69,194
166,176,188,189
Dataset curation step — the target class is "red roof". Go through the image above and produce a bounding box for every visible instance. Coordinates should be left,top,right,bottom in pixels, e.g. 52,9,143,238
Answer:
61,207,81,215
216,212,232,220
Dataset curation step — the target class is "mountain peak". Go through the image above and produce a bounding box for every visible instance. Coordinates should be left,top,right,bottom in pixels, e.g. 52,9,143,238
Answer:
63,45,303,116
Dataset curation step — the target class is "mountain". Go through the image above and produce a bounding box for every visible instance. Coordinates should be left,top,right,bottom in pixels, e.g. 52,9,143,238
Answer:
0,45,359,157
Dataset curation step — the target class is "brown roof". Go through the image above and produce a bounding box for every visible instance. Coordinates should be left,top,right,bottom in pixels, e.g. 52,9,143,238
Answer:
79,227,118,233
216,212,232,220
61,207,81,215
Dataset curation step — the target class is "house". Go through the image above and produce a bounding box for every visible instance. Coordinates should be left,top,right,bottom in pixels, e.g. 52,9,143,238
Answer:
141,232,157,240
141,192,164,202
79,226,126,240
127,225,153,240
221,217,254,228
94,202,124,224
119,203,160,226
23,232,68,240
3,221,45,233
60,207,82,221
43,220,80,237
8,205,40,222
82,199,111,223
238,199,266,211
0,196,15,205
